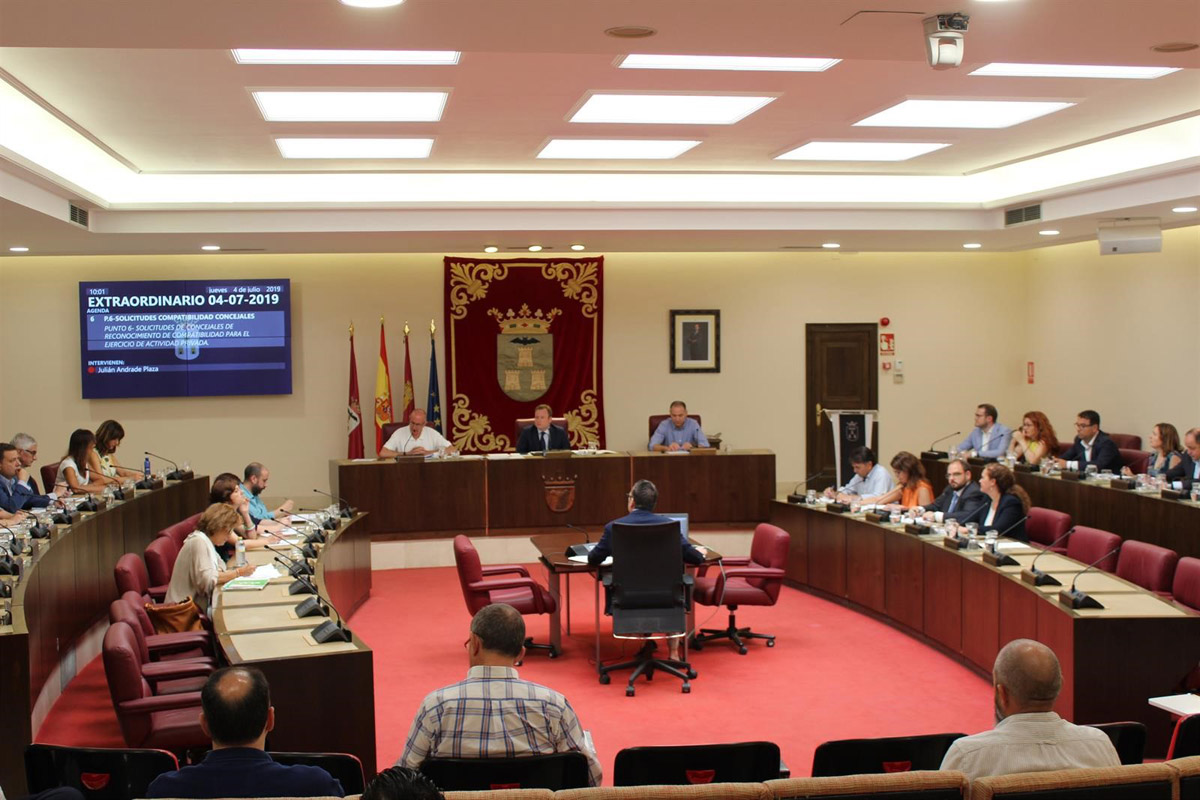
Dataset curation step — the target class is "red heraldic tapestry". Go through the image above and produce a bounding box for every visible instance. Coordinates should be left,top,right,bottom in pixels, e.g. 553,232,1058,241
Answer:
444,257,605,453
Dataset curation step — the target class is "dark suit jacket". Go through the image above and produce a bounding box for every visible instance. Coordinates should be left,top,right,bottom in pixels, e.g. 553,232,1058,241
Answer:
1062,431,1123,473
588,507,705,566
146,748,343,798
981,492,1027,542
515,423,571,454
1167,451,1198,491
0,478,50,513
927,481,987,521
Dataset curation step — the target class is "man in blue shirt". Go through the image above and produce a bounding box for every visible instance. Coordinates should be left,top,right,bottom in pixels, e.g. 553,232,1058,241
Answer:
147,666,343,798
241,462,293,525
824,446,896,503
649,401,709,451
957,403,1013,460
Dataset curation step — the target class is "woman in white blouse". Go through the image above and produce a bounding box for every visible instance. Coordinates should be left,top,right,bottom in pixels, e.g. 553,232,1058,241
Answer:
57,429,107,495
165,503,255,613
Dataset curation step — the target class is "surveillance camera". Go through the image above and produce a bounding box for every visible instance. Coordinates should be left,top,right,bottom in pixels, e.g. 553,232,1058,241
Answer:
924,13,969,70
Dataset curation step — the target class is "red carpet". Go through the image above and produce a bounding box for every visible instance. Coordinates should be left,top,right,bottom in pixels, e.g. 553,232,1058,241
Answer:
38,566,994,782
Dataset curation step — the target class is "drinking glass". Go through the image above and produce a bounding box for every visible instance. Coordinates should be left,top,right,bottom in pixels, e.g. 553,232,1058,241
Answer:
805,490,817,506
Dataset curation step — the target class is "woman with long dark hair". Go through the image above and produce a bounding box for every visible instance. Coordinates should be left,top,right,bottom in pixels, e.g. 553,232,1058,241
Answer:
58,429,106,495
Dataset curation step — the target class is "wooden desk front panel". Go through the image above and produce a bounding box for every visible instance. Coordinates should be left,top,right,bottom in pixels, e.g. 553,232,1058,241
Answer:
806,512,847,598
846,524,885,614
316,514,372,619
633,451,775,523
336,459,486,535
488,454,629,529
770,502,809,584
924,546,963,653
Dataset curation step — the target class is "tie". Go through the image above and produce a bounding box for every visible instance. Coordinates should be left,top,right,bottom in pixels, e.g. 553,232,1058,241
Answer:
948,492,959,513
540,430,547,452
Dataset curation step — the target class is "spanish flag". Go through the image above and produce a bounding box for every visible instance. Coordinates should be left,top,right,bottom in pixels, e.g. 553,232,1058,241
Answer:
374,318,394,454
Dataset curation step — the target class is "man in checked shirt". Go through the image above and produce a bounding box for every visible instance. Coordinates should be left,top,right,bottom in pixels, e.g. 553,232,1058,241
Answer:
399,603,603,786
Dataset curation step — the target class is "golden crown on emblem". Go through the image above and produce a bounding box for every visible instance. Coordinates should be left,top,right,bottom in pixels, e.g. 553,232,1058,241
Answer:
488,304,562,334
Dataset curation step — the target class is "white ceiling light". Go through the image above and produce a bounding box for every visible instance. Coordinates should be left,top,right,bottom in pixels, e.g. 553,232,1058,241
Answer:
962,242,982,249
776,141,950,161
971,62,1180,79
483,246,499,253
570,94,775,125
528,245,543,252
619,54,839,72
1039,229,1060,236
9,246,30,252
276,138,433,159
570,244,586,251
855,99,1074,129
201,245,221,251
233,49,459,65
252,91,448,122
538,139,700,159
1172,205,1198,213
821,242,841,249
340,0,404,7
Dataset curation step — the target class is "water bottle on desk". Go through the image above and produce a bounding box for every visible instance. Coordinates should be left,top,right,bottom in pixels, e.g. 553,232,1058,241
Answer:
236,538,246,567
143,457,151,479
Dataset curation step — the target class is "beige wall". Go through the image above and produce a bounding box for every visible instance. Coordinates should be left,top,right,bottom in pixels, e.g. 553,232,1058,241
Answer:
2,226,1196,501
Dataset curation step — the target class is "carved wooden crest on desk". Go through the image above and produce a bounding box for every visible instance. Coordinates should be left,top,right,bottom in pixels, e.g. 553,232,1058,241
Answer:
543,475,576,513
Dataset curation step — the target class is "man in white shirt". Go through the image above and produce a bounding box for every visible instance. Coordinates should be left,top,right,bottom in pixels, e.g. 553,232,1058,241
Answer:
380,409,456,457
940,639,1119,781
824,446,895,503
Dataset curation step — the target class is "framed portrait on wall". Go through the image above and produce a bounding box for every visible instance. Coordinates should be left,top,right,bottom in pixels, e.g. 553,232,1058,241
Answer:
669,309,720,373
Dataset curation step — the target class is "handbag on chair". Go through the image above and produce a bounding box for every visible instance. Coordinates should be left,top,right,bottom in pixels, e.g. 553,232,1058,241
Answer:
143,597,202,633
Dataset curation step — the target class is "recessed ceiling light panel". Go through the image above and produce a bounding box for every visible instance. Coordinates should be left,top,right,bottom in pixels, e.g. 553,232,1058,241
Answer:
252,91,448,122
570,244,586,251
776,141,950,161
201,245,221,251
340,0,405,8
855,99,1074,129
620,54,839,72
1038,229,1060,236
538,139,700,159
9,246,30,252
483,246,499,253
570,93,775,125
821,242,841,249
276,138,433,158
971,62,1180,79
528,245,543,252
962,242,982,249
1172,205,1198,213
233,49,459,65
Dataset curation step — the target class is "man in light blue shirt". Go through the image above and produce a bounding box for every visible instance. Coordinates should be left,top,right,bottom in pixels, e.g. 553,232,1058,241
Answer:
649,401,709,451
241,462,293,525
824,446,895,502
957,403,1013,459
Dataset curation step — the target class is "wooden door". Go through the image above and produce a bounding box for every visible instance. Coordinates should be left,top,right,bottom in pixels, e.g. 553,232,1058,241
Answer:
805,324,878,490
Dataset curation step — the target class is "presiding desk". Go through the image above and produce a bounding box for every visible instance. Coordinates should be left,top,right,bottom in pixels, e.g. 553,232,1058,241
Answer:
771,500,1200,757
212,512,375,775
0,477,211,796
921,455,1200,559
331,449,776,537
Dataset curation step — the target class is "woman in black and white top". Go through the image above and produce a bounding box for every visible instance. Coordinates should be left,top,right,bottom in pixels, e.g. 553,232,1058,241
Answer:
978,462,1031,542
58,428,107,495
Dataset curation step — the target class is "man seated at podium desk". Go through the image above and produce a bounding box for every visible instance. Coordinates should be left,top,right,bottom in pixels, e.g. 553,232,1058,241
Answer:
515,404,570,454
380,409,456,457
649,401,709,452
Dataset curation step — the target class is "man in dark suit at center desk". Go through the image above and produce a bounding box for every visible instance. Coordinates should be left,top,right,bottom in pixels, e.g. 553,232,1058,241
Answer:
1055,409,1123,473
515,403,571,454
921,457,987,521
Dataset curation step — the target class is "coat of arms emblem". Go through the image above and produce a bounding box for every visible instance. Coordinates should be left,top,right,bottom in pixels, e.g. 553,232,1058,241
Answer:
489,304,561,401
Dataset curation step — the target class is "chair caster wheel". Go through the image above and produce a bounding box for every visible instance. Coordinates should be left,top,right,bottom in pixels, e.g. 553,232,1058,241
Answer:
599,673,610,685
691,640,703,651
767,639,776,648
626,686,636,697
681,682,691,693
548,650,559,659
738,646,748,655
515,659,524,667
687,669,697,679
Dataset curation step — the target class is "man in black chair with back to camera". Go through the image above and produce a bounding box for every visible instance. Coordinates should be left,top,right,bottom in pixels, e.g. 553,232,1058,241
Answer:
515,404,571,454
589,479,707,661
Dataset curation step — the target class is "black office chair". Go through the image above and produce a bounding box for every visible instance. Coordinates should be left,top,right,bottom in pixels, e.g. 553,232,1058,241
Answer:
811,732,967,777
613,741,782,785
24,744,178,800
418,753,590,790
268,751,365,794
1087,721,1147,765
598,521,696,696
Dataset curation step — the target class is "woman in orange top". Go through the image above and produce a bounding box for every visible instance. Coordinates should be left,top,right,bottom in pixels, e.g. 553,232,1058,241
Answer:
877,451,934,509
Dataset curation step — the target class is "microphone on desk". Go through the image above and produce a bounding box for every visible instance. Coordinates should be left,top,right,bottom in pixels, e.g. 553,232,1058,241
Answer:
266,544,313,577
1020,527,1076,586
308,587,354,644
0,523,21,576
297,509,337,536
312,488,355,518
260,527,317,560
788,470,828,503
923,431,962,459
144,451,190,481
564,523,593,557
982,515,1029,566
1058,547,1121,610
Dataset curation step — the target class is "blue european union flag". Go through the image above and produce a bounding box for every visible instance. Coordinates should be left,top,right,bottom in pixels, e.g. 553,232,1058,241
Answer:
427,333,442,433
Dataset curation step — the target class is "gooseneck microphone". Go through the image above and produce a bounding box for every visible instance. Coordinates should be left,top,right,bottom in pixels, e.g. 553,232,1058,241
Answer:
144,451,190,481
1020,527,1076,586
265,544,313,577
788,470,828,502
923,431,963,459
564,523,592,557
312,489,354,518
0,522,21,576
1058,547,1121,610
982,514,1029,566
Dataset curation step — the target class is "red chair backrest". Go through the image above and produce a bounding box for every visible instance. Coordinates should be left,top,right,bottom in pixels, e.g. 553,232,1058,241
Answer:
1120,449,1152,475
102,621,154,746
1168,714,1200,759
1173,558,1200,613
1065,527,1122,573
144,537,178,590
380,422,405,451
1109,432,1143,450
109,600,151,664
1026,507,1072,548
40,463,59,493
647,414,703,440
122,590,157,636
1116,540,1179,594
158,513,202,551
453,535,488,614
747,523,790,600
114,554,151,600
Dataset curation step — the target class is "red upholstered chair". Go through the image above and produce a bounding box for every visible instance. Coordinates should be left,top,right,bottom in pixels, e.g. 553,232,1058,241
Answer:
1109,432,1143,450
1168,714,1200,759
380,421,405,451
648,414,703,441
1056,441,1074,458
1065,527,1122,573
107,600,213,693
514,417,568,441
453,534,559,657
118,590,214,659
115,553,164,603
691,523,789,654
1026,507,1072,553
101,621,207,750
157,513,202,551
1173,558,1200,613
40,463,59,493
1120,449,1152,475
144,538,178,600
1115,540,1179,596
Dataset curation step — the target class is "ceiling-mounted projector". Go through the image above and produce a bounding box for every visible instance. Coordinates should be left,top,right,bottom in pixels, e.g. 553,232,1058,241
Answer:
1097,221,1162,255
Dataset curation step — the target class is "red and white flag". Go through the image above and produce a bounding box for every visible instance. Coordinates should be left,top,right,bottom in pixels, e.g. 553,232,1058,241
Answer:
346,324,364,459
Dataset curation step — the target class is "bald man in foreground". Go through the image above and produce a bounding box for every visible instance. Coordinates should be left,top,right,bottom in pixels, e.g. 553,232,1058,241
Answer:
940,639,1119,780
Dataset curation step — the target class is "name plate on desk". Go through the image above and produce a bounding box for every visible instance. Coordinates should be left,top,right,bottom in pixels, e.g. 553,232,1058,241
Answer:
1060,470,1083,482
863,512,886,523
1161,489,1184,501
1014,463,1038,473
1109,478,1136,490
136,477,164,490
967,456,994,468
921,450,948,460
904,523,927,536
689,447,717,455
942,535,967,550
393,455,424,463
826,503,849,514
